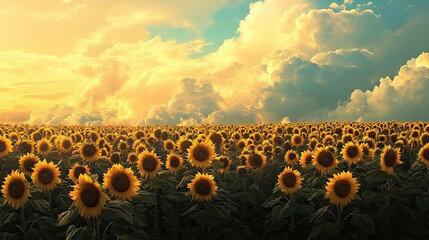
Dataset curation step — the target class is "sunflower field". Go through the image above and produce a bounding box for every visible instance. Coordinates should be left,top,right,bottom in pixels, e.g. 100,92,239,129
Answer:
0,122,429,240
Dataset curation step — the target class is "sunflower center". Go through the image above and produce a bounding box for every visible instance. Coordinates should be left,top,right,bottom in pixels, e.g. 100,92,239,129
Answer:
8,179,25,199
83,145,97,157
0,141,6,152
38,168,54,185
362,147,369,157
293,136,301,145
166,142,174,150
288,152,296,160
384,149,397,167
119,143,127,150
305,155,313,165
143,156,157,172
334,180,351,198
249,154,263,167
128,154,138,163
317,151,334,167
422,148,429,161
74,166,87,179
422,135,429,145
210,134,222,145
282,172,297,188
112,173,130,193
80,183,100,208
18,142,32,153
219,158,229,168
180,140,192,153
346,146,359,158
62,140,72,149
110,154,120,164
40,143,49,152
169,156,180,168
24,158,37,173
194,179,212,196
193,146,210,162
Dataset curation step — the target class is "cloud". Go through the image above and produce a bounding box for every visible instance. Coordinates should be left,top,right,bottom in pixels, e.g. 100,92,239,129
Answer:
0,110,30,123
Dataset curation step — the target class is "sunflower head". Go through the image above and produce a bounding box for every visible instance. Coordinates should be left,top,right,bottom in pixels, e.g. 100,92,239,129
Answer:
166,153,183,172
16,140,33,154
290,134,304,147
325,171,360,206
1,170,31,209
19,153,40,175
299,150,313,168
36,138,53,156
163,140,176,152
31,159,61,191
70,174,110,219
137,150,162,179
109,152,121,164
80,142,101,162
246,151,267,170
380,146,403,175
341,142,363,165
178,138,193,153
187,173,218,202
188,141,216,169
216,156,231,173
117,140,128,152
58,136,73,153
312,147,339,174
103,164,140,201
69,163,91,183
418,143,429,168
284,150,299,165
127,152,139,165
0,136,13,158
277,167,303,194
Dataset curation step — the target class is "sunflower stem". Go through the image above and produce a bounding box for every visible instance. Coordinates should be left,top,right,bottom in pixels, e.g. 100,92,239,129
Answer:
336,205,343,239
20,206,26,240
94,216,100,240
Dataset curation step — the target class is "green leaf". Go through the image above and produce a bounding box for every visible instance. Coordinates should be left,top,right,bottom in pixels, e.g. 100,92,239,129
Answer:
66,225,95,240
309,205,331,223
278,203,296,219
181,204,199,218
416,196,429,213
101,201,134,225
0,211,17,228
28,199,51,214
0,232,20,240
350,213,375,235
57,208,78,226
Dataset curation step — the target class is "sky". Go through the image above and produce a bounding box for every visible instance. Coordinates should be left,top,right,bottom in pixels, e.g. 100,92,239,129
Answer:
1,0,429,125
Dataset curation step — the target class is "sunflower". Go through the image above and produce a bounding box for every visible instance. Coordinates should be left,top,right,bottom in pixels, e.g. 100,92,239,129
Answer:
166,153,183,172
209,131,224,148
360,143,374,161
178,138,193,153
163,140,176,152
216,156,231,173
69,163,91,183
31,160,61,191
380,146,403,175
325,171,360,206
418,143,429,168
36,138,52,156
109,152,121,164
80,142,101,162
299,150,313,168
0,136,13,158
19,153,40,175
188,141,216,169
117,140,128,152
58,136,73,153
69,174,109,219
246,151,267,170
127,152,139,165
187,173,218,202
103,164,140,201
341,142,363,165
284,149,299,165
290,134,304,147
137,150,162,179
277,167,303,194
16,140,33,153
312,147,339,174
1,170,31,209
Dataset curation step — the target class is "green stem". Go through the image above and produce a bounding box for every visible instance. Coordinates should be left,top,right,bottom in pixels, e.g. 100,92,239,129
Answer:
94,216,100,240
20,206,26,239
336,205,343,240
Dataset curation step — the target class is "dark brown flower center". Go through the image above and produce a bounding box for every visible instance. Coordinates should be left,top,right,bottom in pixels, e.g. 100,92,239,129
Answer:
82,145,97,157
249,153,263,167
33,133,42,142
62,140,72,149
24,158,37,173
112,172,130,192
8,179,25,199
238,141,245,149
80,183,100,208
38,168,54,185
383,149,397,167
362,147,369,157
18,142,32,153
169,156,181,168
165,142,174,150
343,136,352,143
422,135,429,145
210,133,222,146
346,146,359,158
293,136,302,145
192,145,210,162
305,155,313,165
128,154,138,163
154,129,162,139
317,151,334,167
39,142,49,152
422,148,429,161
219,157,229,168
288,152,297,160
110,154,121,164
282,172,297,188
194,179,211,196
334,180,351,198
180,140,192,153
412,131,419,138
0,140,6,152
119,143,127,151
73,166,87,179
142,155,158,172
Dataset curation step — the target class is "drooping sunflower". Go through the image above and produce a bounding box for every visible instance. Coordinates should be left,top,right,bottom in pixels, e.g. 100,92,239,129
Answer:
246,151,267,170
299,150,313,168
360,143,374,161
277,167,303,194
166,153,183,172
380,146,403,175
187,173,218,202
31,159,61,191
418,143,429,168
103,164,140,201
188,141,216,169
1,170,31,209
80,142,101,162
69,163,91,183
127,152,139,165
312,147,339,174
325,171,360,206
284,150,299,165
58,136,73,153
0,136,13,158
36,138,53,156
137,150,162,179
69,174,109,219
18,153,40,176
216,156,231,173
163,140,176,152
341,141,363,165
15,140,33,153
